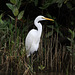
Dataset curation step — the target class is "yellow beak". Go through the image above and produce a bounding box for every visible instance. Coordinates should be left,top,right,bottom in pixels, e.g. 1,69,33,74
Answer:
43,17,54,21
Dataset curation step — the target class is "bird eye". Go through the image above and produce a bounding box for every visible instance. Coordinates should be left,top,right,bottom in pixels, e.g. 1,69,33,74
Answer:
42,17,45,19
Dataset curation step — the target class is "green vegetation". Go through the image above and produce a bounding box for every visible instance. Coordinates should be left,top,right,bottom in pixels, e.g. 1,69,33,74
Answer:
0,0,75,75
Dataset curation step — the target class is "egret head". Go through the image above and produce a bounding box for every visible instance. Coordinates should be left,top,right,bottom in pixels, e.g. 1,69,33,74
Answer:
35,15,54,22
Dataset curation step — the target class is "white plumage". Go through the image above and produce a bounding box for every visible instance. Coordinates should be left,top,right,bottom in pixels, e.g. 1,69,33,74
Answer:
25,15,54,57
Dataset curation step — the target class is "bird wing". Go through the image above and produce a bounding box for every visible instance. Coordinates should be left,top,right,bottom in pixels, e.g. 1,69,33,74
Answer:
25,29,39,51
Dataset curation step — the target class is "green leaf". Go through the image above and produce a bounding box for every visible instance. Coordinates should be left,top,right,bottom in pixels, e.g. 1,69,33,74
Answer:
6,3,13,10
34,0,38,6
69,29,73,34
39,3,50,9
17,0,21,9
38,65,45,70
13,7,19,16
67,37,71,42
10,0,18,5
1,35,6,42
67,37,74,43
18,10,24,20
0,14,3,19
8,15,15,20
46,14,52,18
58,3,62,8
0,14,3,24
66,46,72,53
10,0,16,4
69,29,75,39
66,2,72,10
72,31,75,38
0,20,3,24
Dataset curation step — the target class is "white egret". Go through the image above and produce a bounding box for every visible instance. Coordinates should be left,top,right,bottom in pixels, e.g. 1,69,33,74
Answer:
25,15,54,57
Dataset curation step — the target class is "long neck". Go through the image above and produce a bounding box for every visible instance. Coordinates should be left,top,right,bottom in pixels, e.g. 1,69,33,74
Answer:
34,20,42,37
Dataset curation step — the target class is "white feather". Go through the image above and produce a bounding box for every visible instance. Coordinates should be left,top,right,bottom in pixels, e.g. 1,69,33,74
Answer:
25,15,54,57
